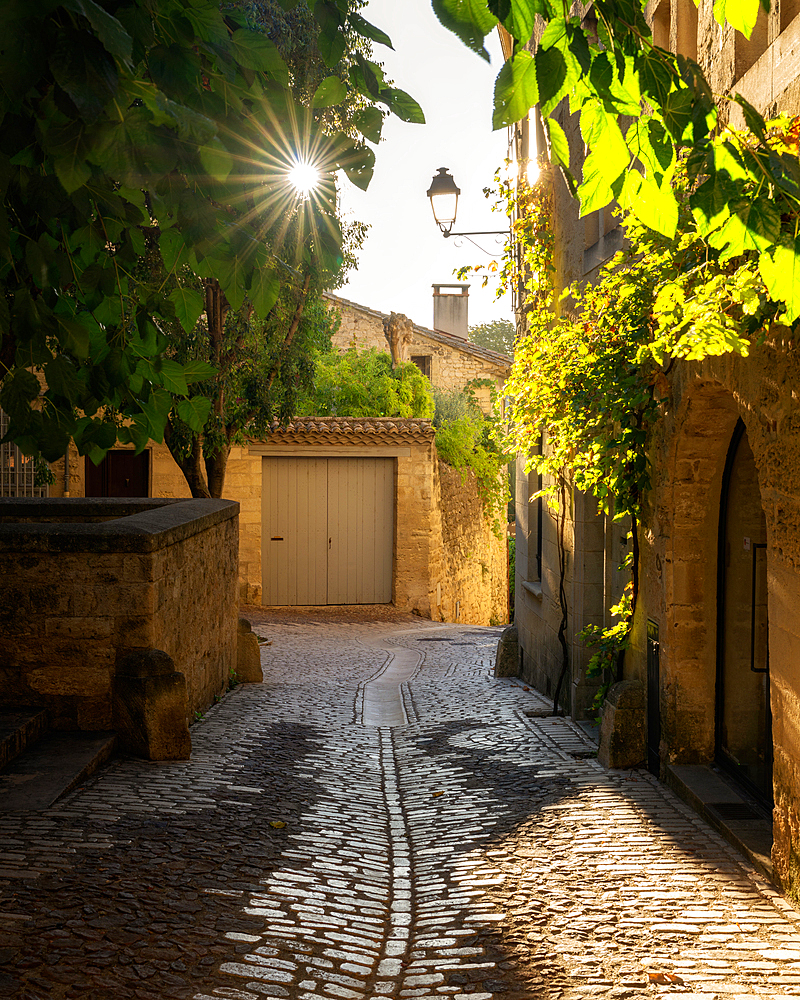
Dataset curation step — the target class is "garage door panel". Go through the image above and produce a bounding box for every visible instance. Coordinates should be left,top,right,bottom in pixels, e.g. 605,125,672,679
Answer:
263,456,393,606
262,457,327,605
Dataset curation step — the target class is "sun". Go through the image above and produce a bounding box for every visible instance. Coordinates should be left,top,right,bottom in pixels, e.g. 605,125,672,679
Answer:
288,158,321,196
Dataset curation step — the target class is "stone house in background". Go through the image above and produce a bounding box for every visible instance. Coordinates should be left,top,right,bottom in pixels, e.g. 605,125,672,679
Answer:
324,285,511,412
511,0,800,903
4,287,511,626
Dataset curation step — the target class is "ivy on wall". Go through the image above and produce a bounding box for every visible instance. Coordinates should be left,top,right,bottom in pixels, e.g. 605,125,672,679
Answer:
494,118,800,708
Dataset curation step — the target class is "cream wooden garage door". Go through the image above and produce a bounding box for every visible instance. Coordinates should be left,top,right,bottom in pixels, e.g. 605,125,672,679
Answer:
262,457,394,605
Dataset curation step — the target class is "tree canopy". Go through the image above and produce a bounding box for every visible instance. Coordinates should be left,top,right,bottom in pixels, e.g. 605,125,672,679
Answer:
469,318,514,357
0,0,422,471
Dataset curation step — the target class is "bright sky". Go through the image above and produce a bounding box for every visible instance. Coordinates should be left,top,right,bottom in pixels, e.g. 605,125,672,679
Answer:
335,0,513,332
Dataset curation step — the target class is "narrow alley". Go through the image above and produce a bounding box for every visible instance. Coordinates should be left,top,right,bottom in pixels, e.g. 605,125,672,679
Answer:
1,608,799,1000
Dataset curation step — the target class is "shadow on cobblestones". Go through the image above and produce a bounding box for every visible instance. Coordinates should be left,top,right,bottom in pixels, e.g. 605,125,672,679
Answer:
3,615,799,1000
1,722,329,999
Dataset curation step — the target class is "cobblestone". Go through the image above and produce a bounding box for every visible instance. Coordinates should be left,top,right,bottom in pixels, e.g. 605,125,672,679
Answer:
0,606,798,999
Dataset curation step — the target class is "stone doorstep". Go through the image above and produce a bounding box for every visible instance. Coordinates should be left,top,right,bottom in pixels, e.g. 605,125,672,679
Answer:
0,730,116,811
666,763,774,883
0,708,48,769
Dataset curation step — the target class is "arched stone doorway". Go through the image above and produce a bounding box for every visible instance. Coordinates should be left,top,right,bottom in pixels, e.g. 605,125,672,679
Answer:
716,419,772,804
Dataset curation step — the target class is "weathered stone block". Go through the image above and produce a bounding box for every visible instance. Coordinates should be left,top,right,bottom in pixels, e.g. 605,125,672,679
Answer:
236,617,263,683
598,680,646,769
495,625,519,677
113,649,191,760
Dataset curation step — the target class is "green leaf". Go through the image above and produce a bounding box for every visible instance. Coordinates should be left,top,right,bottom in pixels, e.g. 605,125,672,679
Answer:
708,197,782,259
715,0,761,38
44,355,83,404
431,0,498,61
117,414,150,454
349,13,393,49
139,387,174,441
154,358,189,396
249,268,281,318
56,316,91,359
578,101,629,213
488,0,535,40
312,76,347,107
341,143,376,191
620,171,678,238
181,359,217,384
315,2,347,67
639,46,674,107
732,92,767,141
176,396,213,432
493,50,539,129
64,0,133,65
382,88,425,124
544,117,570,168
183,1,230,46
159,229,189,272
230,29,288,79
661,87,694,142
534,20,585,117
199,141,234,182
690,173,735,236
626,118,675,181
0,368,40,420
215,257,247,311
353,106,383,144
169,287,205,334
759,238,800,322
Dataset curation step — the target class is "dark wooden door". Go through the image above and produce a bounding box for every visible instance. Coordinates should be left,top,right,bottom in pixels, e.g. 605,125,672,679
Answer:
85,450,150,497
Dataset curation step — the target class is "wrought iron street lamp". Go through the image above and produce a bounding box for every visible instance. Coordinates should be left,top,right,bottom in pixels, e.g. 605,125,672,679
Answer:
426,167,507,244
427,167,460,235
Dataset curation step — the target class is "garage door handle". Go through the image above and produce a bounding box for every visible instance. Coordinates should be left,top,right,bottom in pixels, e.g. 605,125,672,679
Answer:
271,536,283,541
329,537,332,549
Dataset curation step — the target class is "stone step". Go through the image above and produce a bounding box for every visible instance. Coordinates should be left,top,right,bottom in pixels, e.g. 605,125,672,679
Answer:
0,731,116,812
0,709,49,770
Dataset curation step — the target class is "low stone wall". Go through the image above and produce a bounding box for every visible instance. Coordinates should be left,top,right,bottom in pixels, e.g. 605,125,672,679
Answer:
0,498,239,730
437,463,508,626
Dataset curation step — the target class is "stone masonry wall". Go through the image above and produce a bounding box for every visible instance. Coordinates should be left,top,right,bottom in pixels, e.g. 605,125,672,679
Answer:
56,443,262,605
0,499,238,731
635,333,800,904
436,462,508,626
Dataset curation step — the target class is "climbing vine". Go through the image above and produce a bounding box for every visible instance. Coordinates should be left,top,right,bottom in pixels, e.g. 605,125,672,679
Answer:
432,382,511,537
498,115,800,708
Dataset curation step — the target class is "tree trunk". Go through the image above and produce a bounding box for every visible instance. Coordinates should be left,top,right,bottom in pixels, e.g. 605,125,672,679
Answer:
164,423,211,498
205,443,231,500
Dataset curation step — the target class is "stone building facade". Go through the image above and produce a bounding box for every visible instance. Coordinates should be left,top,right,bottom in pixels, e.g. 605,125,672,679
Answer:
48,419,507,626
512,1,800,903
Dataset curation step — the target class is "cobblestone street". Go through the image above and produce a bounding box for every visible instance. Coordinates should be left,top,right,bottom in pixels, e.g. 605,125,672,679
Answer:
2,608,799,1000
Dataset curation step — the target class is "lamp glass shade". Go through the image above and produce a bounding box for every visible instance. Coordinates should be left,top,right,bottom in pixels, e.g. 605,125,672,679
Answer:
427,167,460,231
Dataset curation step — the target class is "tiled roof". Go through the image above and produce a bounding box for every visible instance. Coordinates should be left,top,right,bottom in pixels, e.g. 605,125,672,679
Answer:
323,292,512,371
257,416,435,446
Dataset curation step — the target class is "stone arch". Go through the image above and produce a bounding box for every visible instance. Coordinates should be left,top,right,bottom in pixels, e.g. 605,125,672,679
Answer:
658,379,764,766
647,349,800,900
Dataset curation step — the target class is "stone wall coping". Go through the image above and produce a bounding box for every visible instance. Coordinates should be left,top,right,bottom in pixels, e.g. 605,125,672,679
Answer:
324,292,512,371
0,497,239,553
256,416,436,447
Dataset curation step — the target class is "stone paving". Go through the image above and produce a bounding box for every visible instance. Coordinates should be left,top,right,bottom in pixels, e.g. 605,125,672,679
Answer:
1,606,799,1000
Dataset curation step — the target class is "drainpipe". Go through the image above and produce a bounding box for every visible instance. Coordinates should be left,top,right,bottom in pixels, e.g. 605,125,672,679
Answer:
63,447,70,497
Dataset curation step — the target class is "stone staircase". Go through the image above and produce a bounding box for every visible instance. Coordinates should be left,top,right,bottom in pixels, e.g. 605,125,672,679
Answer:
0,709,116,812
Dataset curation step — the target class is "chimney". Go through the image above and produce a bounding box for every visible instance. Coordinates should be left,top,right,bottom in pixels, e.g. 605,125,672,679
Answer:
432,283,469,340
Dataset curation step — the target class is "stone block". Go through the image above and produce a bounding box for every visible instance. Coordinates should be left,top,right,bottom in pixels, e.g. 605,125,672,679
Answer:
236,618,263,683
494,625,519,677
598,680,646,769
113,649,191,760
